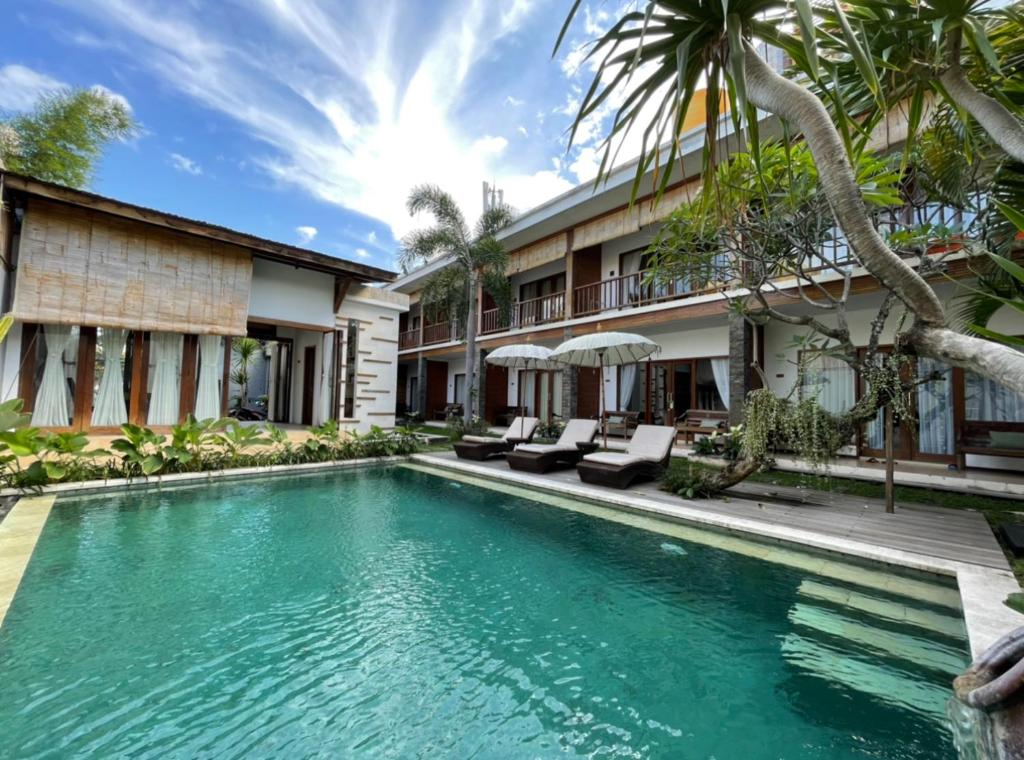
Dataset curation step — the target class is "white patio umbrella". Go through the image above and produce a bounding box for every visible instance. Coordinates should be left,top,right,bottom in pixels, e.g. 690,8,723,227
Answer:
486,344,563,438
550,332,661,447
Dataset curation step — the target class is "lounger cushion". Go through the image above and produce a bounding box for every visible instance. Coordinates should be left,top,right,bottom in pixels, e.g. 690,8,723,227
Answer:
461,435,504,444
557,419,599,446
626,425,676,460
516,442,573,454
582,452,649,466
504,417,539,440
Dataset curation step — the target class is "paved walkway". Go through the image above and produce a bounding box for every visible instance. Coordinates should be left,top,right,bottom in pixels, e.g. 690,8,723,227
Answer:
414,450,1009,571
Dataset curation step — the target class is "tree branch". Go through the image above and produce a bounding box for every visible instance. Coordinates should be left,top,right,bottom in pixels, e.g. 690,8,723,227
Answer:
940,65,1024,163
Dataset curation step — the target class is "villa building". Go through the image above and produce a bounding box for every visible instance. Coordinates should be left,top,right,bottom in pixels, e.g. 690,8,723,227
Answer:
0,171,408,433
389,123,1024,475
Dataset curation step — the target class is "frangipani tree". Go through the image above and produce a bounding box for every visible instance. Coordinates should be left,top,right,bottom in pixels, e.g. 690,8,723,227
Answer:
556,0,1024,395
399,185,513,425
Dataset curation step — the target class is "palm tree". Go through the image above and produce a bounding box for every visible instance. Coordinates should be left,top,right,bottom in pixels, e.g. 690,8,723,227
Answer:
555,0,1024,394
399,185,513,425
231,337,261,411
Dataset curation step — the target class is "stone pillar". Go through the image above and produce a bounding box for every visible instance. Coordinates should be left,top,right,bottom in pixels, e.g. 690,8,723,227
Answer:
728,316,754,427
474,349,488,419
560,327,577,419
415,354,428,416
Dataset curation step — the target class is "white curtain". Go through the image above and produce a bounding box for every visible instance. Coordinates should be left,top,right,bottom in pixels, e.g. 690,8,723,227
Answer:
802,355,855,413
195,335,223,421
917,358,954,455
91,328,128,427
522,371,537,415
966,371,1024,421
148,332,183,426
710,358,730,410
620,364,636,408
32,324,74,427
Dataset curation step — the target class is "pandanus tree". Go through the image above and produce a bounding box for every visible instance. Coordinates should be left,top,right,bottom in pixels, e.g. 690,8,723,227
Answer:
556,0,1024,395
399,185,513,425
557,0,1024,493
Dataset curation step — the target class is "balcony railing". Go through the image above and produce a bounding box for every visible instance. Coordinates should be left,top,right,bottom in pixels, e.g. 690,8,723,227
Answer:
481,291,566,334
573,270,700,317
422,320,461,346
399,329,421,350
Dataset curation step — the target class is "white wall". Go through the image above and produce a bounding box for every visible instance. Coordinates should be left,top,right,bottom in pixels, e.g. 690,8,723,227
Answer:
337,286,408,432
600,228,657,277
248,258,335,328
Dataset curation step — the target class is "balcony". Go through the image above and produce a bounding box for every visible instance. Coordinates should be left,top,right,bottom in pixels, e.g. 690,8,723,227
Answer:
573,270,701,317
481,291,567,334
398,321,462,351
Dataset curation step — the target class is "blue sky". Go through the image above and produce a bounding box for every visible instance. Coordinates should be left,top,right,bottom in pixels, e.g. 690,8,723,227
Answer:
0,1,627,272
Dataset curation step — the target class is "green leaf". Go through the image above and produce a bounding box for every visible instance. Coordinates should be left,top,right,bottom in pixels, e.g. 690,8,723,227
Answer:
993,198,1024,233
42,461,67,481
141,454,164,476
963,16,1002,75
970,324,1024,346
794,0,820,80
726,14,748,135
552,0,584,57
832,0,883,112
987,251,1024,285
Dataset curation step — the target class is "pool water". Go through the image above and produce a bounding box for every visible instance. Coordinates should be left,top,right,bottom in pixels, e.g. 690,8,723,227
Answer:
0,465,968,758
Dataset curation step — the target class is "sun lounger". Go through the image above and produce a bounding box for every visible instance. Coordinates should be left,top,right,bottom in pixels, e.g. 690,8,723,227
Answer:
576,424,676,488
453,417,539,461
505,419,600,473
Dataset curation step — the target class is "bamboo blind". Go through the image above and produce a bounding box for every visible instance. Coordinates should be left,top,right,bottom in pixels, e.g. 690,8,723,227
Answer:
13,200,253,335
571,180,699,250
508,233,568,274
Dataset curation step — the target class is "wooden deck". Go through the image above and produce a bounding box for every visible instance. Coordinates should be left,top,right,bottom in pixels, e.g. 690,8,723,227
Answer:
414,451,1009,571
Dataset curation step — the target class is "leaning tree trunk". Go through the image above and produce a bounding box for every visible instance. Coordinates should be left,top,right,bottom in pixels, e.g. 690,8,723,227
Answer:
742,46,1024,396
940,65,1024,164
463,272,479,426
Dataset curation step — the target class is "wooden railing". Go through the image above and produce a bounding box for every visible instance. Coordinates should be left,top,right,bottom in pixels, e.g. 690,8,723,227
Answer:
573,270,696,317
422,321,460,346
480,291,566,335
399,329,421,350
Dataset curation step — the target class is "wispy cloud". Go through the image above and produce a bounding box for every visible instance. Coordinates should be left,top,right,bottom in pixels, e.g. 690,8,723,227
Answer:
354,247,370,259
296,225,318,244
169,152,202,175
0,64,65,111
53,0,575,237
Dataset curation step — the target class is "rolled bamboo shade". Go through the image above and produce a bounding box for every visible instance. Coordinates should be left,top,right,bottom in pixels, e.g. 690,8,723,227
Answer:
508,233,567,274
571,180,699,250
13,200,253,335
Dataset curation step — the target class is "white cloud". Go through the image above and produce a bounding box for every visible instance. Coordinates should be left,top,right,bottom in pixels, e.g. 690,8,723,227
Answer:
517,125,528,137
367,230,378,245
169,152,202,175
296,225,318,244
0,65,66,111
58,0,562,238
505,95,524,107
354,247,371,259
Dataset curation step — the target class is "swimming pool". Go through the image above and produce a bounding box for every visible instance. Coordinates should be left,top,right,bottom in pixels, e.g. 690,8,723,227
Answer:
0,465,969,758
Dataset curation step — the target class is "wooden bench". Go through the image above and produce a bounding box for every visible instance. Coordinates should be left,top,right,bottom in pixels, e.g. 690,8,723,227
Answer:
957,422,1024,470
675,409,729,444
601,410,640,439
433,402,463,421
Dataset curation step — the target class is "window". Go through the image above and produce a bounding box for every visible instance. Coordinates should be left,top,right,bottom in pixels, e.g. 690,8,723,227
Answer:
147,332,184,426
30,324,80,427
800,354,855,414
965,371,1024,422
695,358,729,411
343,320,358,418
92,327,131,427
917,358,954,455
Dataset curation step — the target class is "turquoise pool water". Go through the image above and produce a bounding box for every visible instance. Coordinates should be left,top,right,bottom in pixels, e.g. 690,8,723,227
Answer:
0,465,968,758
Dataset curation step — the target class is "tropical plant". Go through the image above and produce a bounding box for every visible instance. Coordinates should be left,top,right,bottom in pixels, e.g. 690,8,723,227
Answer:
109,424,168,476
230,337,262,410
1,88,136,187
556,0,1024,397
35,432,110,482
398,185,514,425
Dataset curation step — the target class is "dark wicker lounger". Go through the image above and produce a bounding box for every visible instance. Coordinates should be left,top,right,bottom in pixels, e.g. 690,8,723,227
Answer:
506,419,599,474
576,425,677,489
453,417,539,461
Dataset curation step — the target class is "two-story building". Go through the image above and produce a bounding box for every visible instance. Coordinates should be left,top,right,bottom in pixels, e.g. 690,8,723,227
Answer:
0,171,408,433
389,119,1024,475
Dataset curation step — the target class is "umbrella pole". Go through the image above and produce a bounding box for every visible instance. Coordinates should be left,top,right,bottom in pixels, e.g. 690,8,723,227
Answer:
600,352,607,449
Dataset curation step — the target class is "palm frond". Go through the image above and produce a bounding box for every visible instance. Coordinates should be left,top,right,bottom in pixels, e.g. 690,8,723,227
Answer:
406,184,469,244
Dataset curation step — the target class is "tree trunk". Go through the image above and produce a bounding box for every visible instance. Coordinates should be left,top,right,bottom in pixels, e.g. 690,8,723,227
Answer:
743,47,946,326
940,65,1024,163
743,46,1024,397
463,272,479,425
884,404,895,514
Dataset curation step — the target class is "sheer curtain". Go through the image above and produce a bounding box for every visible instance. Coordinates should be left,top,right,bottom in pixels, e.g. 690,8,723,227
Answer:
917,358,954,455
32,324,74,427
966,372,1024,421
619,364,636,408
522,371,536,415
148,332,183,426
92,328,128,427
710,358,730,411
318,333,334,425
195,335,223,421
802,355,855,413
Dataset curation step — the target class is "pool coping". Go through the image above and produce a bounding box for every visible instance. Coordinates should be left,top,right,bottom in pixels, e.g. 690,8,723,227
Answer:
0,495,56,629
409,453,1023,662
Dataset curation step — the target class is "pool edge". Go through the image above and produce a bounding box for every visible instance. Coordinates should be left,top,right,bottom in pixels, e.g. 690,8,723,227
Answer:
0,495,57,630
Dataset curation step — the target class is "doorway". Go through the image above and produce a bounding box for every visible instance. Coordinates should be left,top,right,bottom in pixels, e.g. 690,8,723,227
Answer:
301,345,316,425
426,360,448,418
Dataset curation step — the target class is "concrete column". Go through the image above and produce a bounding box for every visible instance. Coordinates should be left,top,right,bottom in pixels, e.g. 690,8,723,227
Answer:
415,354,428,415
474,348,487,419
728,316,754,427
560,327,577,419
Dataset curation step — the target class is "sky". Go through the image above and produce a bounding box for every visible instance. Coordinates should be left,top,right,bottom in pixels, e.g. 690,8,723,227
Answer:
0,1,630,273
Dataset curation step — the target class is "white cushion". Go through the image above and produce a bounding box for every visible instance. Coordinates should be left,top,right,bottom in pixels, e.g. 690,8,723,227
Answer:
583,452,649,466
625,425,675,460
515,443,571,454
558,419,599,446
461,434,503,444
504,417,539,440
